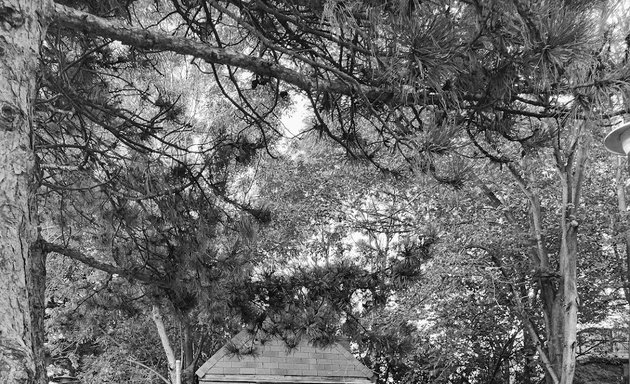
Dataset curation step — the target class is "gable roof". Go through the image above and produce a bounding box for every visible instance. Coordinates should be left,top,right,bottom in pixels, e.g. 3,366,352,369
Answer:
196,330,373,383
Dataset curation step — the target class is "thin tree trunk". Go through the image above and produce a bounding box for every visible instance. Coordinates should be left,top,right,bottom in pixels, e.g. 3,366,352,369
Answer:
180,314,196,384
547,298,564,383
520,299,560,384
506,164,563,383
152,304,177,384
0,1,50,383
520,282,535,384
559,224,579,384
556,127,588,384
28,238,48,384
474,173,559,382
486,251,559,384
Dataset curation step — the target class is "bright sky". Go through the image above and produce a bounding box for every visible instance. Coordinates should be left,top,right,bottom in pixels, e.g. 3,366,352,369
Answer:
279,93,309,138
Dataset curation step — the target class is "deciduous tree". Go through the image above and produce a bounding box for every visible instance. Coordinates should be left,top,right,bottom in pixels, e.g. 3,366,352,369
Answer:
2,1,630,383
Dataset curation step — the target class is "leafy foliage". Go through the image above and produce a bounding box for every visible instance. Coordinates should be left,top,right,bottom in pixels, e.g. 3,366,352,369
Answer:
25,0,630,383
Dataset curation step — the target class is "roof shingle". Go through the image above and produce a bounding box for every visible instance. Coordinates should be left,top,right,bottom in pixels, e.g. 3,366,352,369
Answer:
196,331,374,383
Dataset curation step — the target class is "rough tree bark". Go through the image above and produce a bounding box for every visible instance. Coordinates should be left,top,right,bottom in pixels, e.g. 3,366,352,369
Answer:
0,1,50,383
28,238,48,384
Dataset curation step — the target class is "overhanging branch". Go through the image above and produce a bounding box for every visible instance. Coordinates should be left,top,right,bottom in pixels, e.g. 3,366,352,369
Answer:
50,2,440,107
43,241,169,289
50,3,630,120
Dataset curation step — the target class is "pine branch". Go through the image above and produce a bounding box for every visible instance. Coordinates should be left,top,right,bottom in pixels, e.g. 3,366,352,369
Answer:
51,2,627,121
42,241,169,288
50,2,442,107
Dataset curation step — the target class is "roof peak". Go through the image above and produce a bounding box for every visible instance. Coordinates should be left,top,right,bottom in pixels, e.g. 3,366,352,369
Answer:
196,330,374,382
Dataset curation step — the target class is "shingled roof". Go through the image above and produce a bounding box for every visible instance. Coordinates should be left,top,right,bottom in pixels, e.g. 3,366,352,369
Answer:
196,330,374,384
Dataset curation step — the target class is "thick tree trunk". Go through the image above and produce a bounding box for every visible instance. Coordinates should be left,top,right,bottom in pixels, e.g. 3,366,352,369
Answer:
0,1,50,383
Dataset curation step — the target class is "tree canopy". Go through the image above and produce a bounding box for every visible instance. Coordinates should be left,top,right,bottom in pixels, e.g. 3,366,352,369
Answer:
1,1,630,384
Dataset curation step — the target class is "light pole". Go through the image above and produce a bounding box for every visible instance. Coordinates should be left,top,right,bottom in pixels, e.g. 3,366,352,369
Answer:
604,122,630,384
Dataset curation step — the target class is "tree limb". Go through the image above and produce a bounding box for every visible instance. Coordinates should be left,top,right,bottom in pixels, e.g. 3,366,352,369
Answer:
42,241,170,289
50,2,440,107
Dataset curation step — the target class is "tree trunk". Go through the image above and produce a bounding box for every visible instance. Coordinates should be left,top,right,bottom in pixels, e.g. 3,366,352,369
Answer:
152,304,177,384
0,1,50,383
507,126,588,384
523,179,562,384
476,172,560,383
546,296,564,383
555,128,588,384
559,224,579,384
180,314,196,384
28,238,48,384
519,283,535,384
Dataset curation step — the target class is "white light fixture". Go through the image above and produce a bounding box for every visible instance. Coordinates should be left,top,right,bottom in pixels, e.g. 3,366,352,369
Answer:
604,122,630,155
